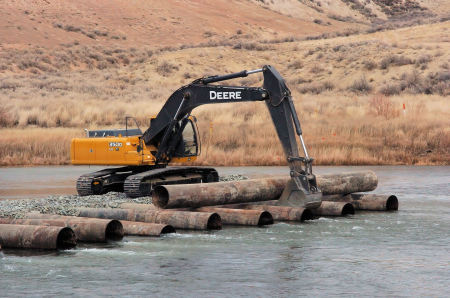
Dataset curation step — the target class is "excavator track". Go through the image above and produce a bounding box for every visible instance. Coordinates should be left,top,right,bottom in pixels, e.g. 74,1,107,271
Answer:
76,166,154,196
124,167,219,198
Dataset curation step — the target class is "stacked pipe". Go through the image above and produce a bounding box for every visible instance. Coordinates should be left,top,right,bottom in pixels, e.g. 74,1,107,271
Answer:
150,171,398,218
76,208,222,230
0,171,398,251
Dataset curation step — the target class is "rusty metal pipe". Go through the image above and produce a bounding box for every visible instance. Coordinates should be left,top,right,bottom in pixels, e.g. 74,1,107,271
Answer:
22,214,124,242
120,221,175,236
195,207,273,226
322,194,399,211
77,208,222,230
350,194,398,211
153,178,288,209
310,201,355,216
316,171,377,195
152,171,377,209
0,224,77,250
218,204,314,222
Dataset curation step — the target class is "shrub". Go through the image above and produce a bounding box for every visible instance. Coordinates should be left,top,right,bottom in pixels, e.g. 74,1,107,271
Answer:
64,25,82,32
379,84,401,96
415,54,431,65
349,76,372,94
424,71,450,96
380,54,413,69
368,94,399,119
156,61,178,76
313,19,323,25
399,70,423,93
232,42,268,51
298,81,334,94
0,107,17,127
363,59,377,71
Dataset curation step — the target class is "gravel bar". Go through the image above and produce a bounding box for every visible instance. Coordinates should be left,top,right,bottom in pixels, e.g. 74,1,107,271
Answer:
0,175,248,218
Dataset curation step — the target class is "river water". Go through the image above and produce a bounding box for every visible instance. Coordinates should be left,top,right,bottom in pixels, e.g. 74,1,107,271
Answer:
0,166,449,297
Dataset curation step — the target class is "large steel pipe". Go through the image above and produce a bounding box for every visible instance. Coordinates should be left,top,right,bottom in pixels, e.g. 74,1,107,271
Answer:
322,194,398,211
316,171,377,195
219,204,313,222
152,171,377,209
310,201,355,216
153,178,288,209
77,208,222,230
22,214,124,242
121,203,278,225
0,224,77,250
121,221,175,236
350,194,398,211
195,207,273,226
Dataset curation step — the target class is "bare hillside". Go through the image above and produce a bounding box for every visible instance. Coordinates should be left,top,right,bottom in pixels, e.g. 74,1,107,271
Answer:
0,0,345,48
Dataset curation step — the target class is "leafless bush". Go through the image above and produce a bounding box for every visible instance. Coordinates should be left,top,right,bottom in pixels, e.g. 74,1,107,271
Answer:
380,54,414,69
424,71,450,96
368,94,399,119
232,42,269,51
156,61,179,76
64,25,82,33
415,54,431,65
0,107,17,127
399,70,423,93
379,84,401,96
349,76,372,94
363,59,377,70
313,19,323,25
298,81,334,94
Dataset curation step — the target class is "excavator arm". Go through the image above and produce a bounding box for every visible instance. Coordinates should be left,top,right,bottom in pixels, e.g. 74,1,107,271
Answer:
142,65,322,208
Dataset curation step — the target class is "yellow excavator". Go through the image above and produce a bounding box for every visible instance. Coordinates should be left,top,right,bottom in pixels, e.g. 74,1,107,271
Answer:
71,65,322,208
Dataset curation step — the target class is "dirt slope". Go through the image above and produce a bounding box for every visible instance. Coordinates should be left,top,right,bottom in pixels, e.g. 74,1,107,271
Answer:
0,0,345,48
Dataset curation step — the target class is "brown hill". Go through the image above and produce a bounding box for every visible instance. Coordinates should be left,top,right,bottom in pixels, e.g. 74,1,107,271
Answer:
0,0,350,48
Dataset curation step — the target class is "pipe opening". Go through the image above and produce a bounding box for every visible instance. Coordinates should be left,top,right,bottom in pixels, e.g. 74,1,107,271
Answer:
386,195,399,211
342,203,355,216
153,186,169,208
161,225,176,234
301,209,314,221
207,213,222,230
258,211,274,226
106,220,124,241
56,227,77,250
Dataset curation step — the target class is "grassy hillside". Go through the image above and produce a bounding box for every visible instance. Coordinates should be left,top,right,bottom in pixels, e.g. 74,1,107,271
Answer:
0,1,448,166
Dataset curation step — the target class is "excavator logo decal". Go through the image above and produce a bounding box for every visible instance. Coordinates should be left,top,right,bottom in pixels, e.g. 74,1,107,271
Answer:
209,91,242,100
109,142,123,147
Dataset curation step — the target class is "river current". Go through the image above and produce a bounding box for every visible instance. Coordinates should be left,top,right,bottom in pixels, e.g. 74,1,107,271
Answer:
0,166,449,297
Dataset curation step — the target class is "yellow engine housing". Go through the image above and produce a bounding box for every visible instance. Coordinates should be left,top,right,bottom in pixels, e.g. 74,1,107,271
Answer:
71,136,197,166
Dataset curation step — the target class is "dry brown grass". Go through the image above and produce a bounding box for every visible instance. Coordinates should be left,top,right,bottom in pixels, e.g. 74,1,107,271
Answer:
0,128,83,166
0,21,449,166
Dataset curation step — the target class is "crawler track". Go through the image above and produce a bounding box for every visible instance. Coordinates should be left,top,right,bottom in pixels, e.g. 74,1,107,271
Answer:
76,166,218,197
124,167,219,198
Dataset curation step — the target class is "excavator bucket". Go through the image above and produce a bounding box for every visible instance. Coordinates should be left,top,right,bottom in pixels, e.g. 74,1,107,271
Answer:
277,176,322,209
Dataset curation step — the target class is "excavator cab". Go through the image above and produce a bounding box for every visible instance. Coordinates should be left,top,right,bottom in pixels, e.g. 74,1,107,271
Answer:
173,116,200,158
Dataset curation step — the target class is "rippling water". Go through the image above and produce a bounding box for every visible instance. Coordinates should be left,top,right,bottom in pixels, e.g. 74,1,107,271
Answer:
1,166,449,297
